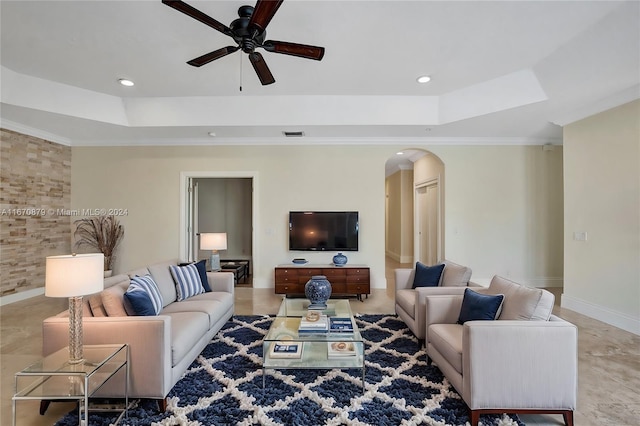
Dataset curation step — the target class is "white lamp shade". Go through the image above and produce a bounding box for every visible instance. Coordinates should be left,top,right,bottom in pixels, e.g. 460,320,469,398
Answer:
200,233,227,251
45,253,104,297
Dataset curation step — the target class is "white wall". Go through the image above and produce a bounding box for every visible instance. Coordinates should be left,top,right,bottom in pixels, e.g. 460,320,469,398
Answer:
563,100,640,335
71,143,564,295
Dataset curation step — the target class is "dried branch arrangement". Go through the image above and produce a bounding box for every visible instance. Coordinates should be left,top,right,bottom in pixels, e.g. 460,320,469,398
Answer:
73,215,124,271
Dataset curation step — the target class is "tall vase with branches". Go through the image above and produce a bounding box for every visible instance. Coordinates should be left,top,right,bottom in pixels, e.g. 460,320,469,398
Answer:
73,215,124,271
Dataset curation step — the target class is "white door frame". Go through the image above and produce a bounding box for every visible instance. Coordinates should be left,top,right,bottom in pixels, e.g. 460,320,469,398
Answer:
179,171,258,266
413,176,442,264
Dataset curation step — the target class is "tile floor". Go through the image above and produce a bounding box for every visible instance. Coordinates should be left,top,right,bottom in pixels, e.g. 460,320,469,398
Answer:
1,258,638,425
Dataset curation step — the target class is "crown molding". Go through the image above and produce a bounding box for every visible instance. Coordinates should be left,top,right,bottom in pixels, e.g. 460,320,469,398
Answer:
0,119,71,146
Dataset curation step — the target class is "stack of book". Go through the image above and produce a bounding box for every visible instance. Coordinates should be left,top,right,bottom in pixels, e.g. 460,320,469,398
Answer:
269,341,303,359
329,317,354,333
298,311,329,333
327,341,357,358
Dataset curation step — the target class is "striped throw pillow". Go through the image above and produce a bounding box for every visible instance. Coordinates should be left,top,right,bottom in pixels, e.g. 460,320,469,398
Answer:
170,264,205,301
126,275,164,315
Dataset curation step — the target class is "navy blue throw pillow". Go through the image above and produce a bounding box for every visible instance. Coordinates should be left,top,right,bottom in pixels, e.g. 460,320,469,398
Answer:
412,262,445,288
457,288,505,324
194,259,211,292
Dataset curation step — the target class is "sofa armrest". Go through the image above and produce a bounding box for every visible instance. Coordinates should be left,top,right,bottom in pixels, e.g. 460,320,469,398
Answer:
207,271,234,294
462,318,578,410
43,315,173,398
424,294,464,342
394,269,414,291
425,294,464,325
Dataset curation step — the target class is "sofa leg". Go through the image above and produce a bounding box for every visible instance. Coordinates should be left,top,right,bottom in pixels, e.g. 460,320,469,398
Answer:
469,409,480,426
563,410,574,426
157,398,168,412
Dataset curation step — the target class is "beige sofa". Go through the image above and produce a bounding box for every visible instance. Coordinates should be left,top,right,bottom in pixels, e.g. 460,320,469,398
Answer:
425,275,577,426
42,259,234,408
395,260,476,343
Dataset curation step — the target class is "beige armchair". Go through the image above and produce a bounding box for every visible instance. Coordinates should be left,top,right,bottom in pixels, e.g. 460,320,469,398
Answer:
394,260,475,343
424,276,577,426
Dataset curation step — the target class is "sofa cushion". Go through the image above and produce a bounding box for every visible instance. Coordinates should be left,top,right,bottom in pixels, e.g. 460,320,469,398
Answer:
169,264,205,301
161,296,229,329
441,260,472,287
101,284,129,317
125,275,164,315
412,262,445,288
148,260,179,307
88,294,107,317
457,288,504,324
488,276,555,321
395,289,417,319
166,311,210,366
429,324,464,374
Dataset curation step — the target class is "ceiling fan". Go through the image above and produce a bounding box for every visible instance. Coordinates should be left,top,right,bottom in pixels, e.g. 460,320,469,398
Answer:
162,0,325,85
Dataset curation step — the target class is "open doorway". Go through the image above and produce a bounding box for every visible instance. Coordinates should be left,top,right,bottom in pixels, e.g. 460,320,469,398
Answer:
180,172,256,287
385,149,444,269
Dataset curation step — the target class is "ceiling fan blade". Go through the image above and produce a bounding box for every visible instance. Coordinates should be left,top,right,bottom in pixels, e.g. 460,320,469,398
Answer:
248,0,284,34
162,0,231,36
249,52,275,85
187,46,240,67
263,40,325,60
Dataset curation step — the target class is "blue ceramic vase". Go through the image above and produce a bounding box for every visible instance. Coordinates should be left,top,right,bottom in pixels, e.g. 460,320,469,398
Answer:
332,252,348,266
305,275,332,309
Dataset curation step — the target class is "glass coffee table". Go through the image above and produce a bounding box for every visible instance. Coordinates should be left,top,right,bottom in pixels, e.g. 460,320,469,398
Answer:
263,298,365,391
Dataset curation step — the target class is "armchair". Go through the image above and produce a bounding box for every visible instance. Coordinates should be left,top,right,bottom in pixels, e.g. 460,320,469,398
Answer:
424,277,577,426
395,260,476,343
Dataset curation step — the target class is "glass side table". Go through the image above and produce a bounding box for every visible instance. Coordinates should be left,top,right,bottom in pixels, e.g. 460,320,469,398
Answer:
12,344,128,426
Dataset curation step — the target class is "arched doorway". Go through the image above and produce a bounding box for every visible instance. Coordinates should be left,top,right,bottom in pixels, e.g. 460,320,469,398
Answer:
385,149,445,267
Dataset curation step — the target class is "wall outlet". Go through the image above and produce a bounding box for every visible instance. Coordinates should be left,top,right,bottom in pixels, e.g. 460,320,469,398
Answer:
573,231,588,241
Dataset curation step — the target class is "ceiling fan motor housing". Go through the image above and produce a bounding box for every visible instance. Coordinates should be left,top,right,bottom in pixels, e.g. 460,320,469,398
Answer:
230,6,266,53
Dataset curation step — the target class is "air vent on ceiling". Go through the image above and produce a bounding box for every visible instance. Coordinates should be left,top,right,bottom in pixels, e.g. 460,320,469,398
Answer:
283,131,305,137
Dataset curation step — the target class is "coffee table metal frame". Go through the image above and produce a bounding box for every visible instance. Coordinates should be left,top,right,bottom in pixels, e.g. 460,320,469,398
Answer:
262,298,365,392
12,343,129,426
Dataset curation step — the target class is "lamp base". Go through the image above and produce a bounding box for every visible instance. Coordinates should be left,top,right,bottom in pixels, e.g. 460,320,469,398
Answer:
210,252,221,271
68,296,84,364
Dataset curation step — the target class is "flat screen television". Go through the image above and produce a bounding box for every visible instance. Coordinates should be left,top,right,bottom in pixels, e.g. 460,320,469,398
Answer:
289,211,359,251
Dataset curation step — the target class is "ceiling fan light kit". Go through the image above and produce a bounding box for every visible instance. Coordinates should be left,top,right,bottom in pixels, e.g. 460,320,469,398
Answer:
162,0,325,86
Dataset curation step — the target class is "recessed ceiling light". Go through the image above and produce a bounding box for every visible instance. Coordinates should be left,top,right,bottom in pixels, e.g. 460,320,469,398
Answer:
396,152,404,155
208,132,216,137
118,78,134,87
416,75,431,84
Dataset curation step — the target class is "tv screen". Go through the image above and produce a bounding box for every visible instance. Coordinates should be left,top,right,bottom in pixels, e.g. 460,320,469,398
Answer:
289,211,359,251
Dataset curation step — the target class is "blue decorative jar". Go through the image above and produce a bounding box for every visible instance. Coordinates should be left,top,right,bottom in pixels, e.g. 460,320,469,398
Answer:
332,252,348,266
305,275,332,309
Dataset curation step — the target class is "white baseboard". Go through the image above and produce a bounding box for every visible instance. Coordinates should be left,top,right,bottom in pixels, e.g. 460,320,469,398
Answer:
561,294,640,336
472,277,563,288
0,287,44,306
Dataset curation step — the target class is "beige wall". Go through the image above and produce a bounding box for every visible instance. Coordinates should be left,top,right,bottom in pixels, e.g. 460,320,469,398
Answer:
70,143,564,294
430,145,564,286
385,168,413,263
71,145,390,289
563,100,640,334
0,129,71,301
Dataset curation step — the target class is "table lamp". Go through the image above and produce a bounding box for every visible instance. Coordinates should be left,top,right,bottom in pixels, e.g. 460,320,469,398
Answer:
200,233,227,271
45,253,104,364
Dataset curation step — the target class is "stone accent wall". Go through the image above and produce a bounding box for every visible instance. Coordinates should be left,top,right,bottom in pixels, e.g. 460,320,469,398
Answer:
0,129,71,297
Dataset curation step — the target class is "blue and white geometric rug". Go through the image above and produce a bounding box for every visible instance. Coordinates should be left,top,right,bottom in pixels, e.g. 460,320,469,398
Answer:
56,315,524,426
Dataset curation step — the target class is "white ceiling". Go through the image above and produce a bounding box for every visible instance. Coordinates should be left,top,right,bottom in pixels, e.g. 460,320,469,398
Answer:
1,0,639,167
